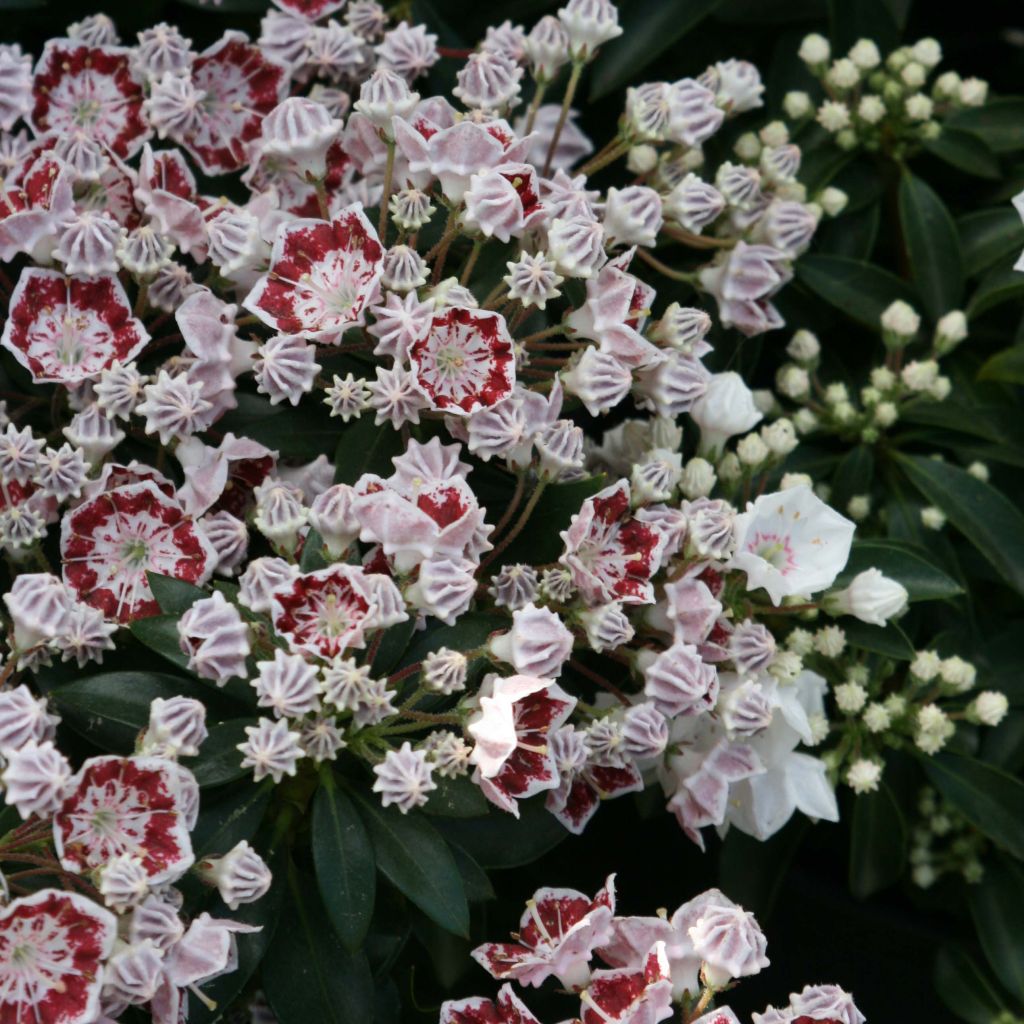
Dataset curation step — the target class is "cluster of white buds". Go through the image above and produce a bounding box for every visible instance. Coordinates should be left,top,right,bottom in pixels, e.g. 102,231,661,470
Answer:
787,34,987,157
910,787,987,888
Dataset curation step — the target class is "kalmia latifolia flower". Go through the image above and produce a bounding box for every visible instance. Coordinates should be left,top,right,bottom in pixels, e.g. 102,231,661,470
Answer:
1,269,149,385
0,5,977,1017
410,307,516,415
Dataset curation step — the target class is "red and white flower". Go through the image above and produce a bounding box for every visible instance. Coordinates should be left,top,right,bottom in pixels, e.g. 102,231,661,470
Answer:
441,985,542,1024
1,268,149,386
467,674,576,816
272,0,348,20
580,943,674,1024
53,756,197,884
30,41,150,159
244,205,384,341
560,480,668,606
410,307,516,415
172,32,287,175
60,480,217,623
546,743,644,835
353,436,491,571
0,889,116,1024
472,876,615,989
0,155,74,262
270,563,407,659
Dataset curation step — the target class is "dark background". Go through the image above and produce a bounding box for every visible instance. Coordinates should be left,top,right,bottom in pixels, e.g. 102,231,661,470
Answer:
4,0,1023,1019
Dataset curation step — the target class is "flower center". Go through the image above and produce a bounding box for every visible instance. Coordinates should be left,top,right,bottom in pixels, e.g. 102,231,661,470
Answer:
435,344,467,378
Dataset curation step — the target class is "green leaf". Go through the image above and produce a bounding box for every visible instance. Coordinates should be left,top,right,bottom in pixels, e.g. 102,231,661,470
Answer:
979,344,1024,385
263,865,374,1024
829,444,874,512
299,530,328,572
424,775,490,818
841,619,914,660
849,782,907,898
146,572,206,615
183,720,257,788
968,259,1024,317
895,454,1024,596
588,0,723,100
898,171,964,320
834,539,963,602
190,781,273,861
433,797,569,868
49,672,227,752
934,945,1010,1024
498,475,607,565
334,414,404,485
399,611,505,671
922,753,1024,860
924,129,1001,179
958,208,1024,278
312,778,376,951
370,617,418,676
129,614,191,671
448,841,495,903
947,98,1024,154
796,255,918,329
969,856,1024,1002
351,789,469,937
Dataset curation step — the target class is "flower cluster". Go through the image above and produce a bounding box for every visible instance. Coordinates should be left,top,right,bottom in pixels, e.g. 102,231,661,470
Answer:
0,685,269,1024
785,34,987,157
445,874,863,1024
0,2,1003,1019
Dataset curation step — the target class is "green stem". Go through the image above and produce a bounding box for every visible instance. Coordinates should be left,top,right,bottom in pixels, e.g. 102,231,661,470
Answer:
481,478,548,570
543,61,584,177
524,80,548,136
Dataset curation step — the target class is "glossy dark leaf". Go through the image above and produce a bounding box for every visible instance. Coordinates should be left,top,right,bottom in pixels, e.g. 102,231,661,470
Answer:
147,572,206,614
50,672,228,752
924,129,1001,179
433,797,570,869
352,789,470,937
849,783,906,898
312,777,376,951
833,540,963,602
934,945,1010,1024
841,619,914,660
947,98,1024,154
895,454,1024,596
958,208,1024,278
922,753,1024,860
423,775,490,818
968,259,1024,317
184,720,257,788
299,530,328,572
263,865,375,1024
898,171,964,320
498,474,608,565
129,614,192,671
796,255,918,329
190,780,274,860
589,0,723,100
334,413,405,485
969,856,1024,1002
978,344,1024,385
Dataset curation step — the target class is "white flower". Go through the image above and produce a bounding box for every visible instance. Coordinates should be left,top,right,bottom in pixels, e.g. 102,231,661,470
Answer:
197,840,273,910
688,899,769,987
826,568,908,626
690,372,762,457
729,486,855,604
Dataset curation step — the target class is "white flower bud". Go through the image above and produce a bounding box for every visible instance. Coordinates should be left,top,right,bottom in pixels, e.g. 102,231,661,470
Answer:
969,691,1009,727
798,33,830,65
819,187,849,217
826,568,908,626
783,91,812,119
881,299,921,338
681,457,717,499
846,759,882,794
848,39,881,69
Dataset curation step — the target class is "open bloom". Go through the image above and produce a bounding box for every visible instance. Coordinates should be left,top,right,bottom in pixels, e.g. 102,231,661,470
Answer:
410,307,516,415
270,563,407,659
2,269,149,385
560,480,668,606
0,889,117,1024
472,876,615,989
244,205,384,341
60,480,217,623
729,486,855,604
467,674,576,816
54,756,197,884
